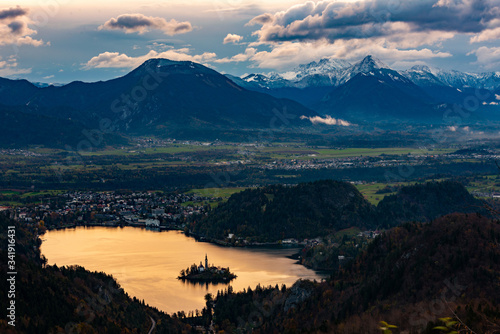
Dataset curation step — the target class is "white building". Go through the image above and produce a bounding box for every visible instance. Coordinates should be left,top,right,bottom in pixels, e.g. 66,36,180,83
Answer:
145,219,160,227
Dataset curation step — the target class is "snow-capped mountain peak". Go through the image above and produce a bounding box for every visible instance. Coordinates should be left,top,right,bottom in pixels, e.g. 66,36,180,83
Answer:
232,55,500,92
243,73,270,83
294,58,352,79
352,55,389,73
409,65,433,73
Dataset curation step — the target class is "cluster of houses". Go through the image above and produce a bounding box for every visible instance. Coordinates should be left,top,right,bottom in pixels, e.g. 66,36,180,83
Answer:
8,191,214,229
358,230,382,238
0,149,44,157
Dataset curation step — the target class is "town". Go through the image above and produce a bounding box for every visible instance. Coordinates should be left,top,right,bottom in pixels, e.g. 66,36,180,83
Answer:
5,191,213,231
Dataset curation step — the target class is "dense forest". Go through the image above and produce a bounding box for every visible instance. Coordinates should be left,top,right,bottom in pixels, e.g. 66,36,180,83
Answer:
191,180,376,242
209,213,500,333
0,214,194,333
191,180,486,242
375,180,485,227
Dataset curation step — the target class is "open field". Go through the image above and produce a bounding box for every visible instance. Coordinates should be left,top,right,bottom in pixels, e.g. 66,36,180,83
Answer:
465,174,500,195
181,200,221,209
333,227,362,239
355,183,401,205
77,145,235,156
0,200,23,206
19,190,66,198
59,144,455,160
255,147,454,160
185,187,247,199
1,141,498,194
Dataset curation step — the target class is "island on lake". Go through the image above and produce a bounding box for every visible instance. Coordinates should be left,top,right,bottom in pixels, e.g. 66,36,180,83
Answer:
178,255,236,283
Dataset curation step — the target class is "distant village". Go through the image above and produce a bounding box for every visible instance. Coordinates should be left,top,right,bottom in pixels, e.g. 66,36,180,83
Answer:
261,151,500,171
3,191,213,231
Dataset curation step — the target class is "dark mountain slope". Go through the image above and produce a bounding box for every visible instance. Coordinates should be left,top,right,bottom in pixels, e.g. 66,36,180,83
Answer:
0,59,317,138
319,70,438,122
0,104,126,148
0,77,39,106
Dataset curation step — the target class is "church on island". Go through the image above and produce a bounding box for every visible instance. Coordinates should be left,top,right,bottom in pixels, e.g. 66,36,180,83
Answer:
178,254,236,283
198,254,209,272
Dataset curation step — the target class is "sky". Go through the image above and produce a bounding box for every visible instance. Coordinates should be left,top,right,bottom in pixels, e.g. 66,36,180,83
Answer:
1,0,500,83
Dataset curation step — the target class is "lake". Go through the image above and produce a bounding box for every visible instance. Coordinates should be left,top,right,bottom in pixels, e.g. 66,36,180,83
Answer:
40,226,325,313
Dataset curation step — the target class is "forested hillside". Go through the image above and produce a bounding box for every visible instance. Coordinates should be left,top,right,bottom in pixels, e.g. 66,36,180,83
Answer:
192,180,486,242
192,180,376,242
210,213,500,333
376,180,484,227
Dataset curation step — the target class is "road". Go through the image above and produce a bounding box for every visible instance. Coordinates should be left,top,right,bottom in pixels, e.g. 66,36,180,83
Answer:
148,316,156,334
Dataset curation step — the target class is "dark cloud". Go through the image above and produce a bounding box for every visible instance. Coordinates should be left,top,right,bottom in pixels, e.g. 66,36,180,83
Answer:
8,21,24,34
173,23,192,34
0,6,28,20
250,0,500,43
105,15,154,30
0,6,44,46
247,13,274,26
99,14,192,35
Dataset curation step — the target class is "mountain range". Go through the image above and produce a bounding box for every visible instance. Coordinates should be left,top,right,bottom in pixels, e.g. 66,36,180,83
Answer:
0,59,317,146
228,55,500,122
232,56,500,92
2,55,500,147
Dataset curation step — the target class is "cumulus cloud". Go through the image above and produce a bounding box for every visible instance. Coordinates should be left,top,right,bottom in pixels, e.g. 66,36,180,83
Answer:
223,33,243,44
99,14,192,35
468,46,500,70
300,115,352,126
0,6,45,46
0,56,31,77
471,27,500,43
224,0,489,69
84,49,217,69
223,40,450,70
215,48,256,63
250,0,498,45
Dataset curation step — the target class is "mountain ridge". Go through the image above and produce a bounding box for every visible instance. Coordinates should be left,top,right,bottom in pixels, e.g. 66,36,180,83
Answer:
0,58,319,144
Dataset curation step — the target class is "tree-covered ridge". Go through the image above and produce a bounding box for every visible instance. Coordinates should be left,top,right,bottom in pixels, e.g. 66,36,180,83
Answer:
192,180,485,243
0,214,193,333
376,180,484,227
192,180,376,242
209,213,500,333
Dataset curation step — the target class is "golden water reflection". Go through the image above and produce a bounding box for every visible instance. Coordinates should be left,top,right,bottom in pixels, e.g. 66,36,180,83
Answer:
41,226,325,313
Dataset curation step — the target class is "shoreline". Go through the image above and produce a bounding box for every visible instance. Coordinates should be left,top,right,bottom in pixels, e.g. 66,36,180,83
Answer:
40,224,331,274
43,223,305,249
